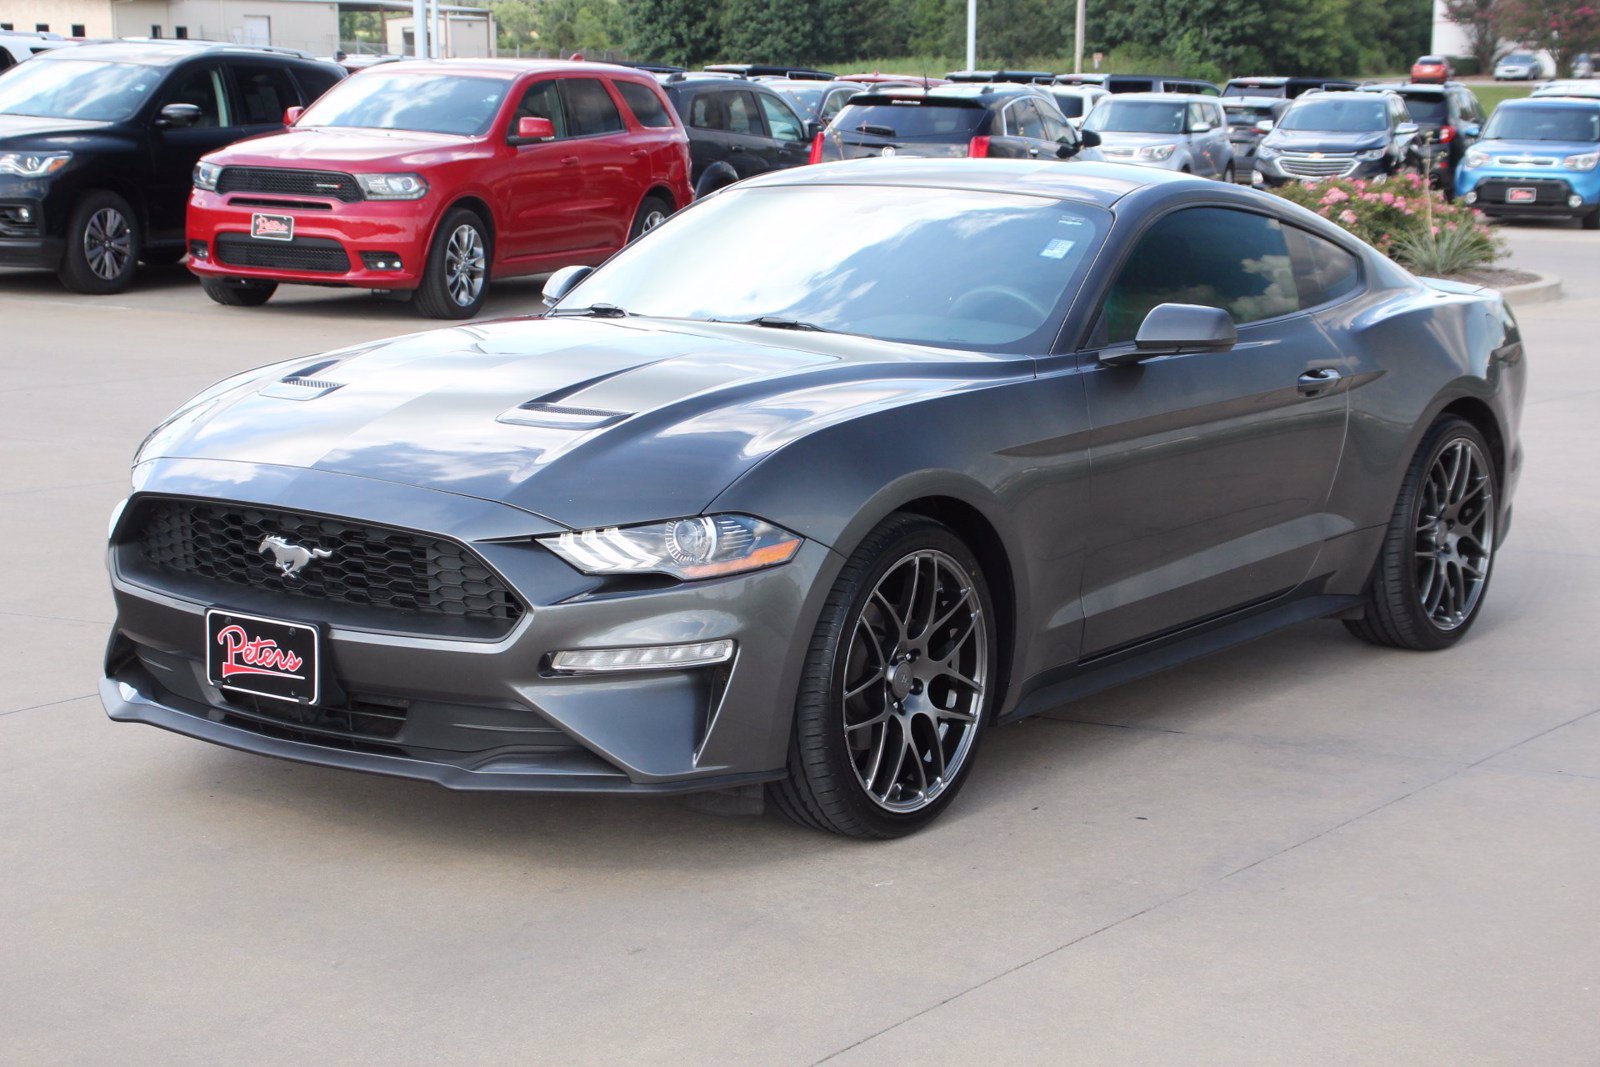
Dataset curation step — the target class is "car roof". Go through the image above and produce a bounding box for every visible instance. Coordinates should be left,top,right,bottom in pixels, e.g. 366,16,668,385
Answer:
662,74,770,91
36,39,324,66
736,158,1214,209
1102,91,1218,103
1227,76,1289,86
1224,96,1290,107
1359,81,1455,94
357,57,653,81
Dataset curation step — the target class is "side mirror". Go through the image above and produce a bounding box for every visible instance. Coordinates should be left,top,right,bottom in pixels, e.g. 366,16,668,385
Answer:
1462,123,1481,138
155,103,203,129
804,119,823,141
511,115,555,145
1397,121,1420,136
1254,119,1274,134
541,264,593,309
283,105,304,127
1079,128,1101,148
1102,303,1237,365
1190,121,1213,133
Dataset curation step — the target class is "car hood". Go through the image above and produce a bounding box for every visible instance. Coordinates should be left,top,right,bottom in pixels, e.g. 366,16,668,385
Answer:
1263,129,1388,153
0,112,115,148
204,126,475,168
135,317,1018,531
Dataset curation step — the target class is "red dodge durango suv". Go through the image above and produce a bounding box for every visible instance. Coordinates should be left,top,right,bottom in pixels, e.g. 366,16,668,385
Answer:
187,59,692,317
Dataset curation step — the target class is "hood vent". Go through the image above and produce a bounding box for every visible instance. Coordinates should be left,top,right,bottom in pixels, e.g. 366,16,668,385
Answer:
497,401,631,430
260,362,347,401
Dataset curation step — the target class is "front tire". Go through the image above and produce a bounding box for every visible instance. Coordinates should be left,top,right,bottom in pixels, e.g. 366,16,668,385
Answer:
415,207,490,319
58,191,140,294
200,277,277,307
628,194,672,241
1345,416,1498,650
769,515,997,838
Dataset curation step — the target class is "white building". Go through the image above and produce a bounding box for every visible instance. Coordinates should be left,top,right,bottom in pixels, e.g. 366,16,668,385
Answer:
0,0,492,58
1430,0,1473,59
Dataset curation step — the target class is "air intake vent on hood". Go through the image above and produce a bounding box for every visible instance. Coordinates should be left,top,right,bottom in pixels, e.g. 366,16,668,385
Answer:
260,360,347,401
497,401,631,430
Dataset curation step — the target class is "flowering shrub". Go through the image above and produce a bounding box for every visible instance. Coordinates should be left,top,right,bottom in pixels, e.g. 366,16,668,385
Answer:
1270,171,1504,277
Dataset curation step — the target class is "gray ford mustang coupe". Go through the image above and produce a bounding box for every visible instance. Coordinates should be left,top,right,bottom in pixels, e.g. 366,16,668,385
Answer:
103,161,1525,837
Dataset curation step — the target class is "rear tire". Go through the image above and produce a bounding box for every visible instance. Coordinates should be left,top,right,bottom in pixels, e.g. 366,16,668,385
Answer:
57,191,140,295
769,514,997,838
200,277,277,307
1345,416,1498,650
627,194,672,241
415,207,491,319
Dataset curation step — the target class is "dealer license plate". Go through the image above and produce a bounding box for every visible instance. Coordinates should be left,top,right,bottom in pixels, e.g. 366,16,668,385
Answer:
250,212,294,241
206,608,320,704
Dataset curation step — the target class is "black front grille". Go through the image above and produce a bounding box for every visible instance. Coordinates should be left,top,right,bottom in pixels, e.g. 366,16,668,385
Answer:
133,498,525,633
217,166,363,202
216,233,350,273
1477,178,1571,205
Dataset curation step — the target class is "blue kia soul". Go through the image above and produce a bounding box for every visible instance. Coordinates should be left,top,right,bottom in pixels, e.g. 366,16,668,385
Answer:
1457,97,1600,228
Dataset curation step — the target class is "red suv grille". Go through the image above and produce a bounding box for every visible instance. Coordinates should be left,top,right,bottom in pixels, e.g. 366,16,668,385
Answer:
217,166,363,202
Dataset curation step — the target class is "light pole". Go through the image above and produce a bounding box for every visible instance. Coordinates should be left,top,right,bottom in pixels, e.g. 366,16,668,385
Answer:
411,0,428,58
966,0,976,72
1074,0,1085,73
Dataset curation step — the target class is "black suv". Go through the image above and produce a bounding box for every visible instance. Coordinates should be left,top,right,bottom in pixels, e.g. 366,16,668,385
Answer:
1254,90,1421,186
660,75,818,198
0,40,342,293
1358,82,1487,195
813,84,1093,162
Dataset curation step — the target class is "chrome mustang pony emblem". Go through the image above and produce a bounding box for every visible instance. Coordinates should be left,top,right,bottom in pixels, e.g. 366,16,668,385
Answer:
259,535,333,579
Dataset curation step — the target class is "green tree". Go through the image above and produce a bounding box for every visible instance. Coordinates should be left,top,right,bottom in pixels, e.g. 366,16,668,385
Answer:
626,0,725,65
491,0,539,54
1443,0,1505,72
1501,0,1600,75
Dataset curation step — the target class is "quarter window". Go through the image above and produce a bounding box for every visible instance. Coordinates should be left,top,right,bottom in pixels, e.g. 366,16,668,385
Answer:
1007,99,1045,139
1101,207,1299,344
614,79,673,127
1284,226,1362,307
560,77,623,137
757,92,804,141
231,63,298,125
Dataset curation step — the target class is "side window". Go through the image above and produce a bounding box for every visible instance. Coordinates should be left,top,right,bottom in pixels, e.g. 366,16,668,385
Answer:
513,79,568,138
757,92,804,142
688,92,723,130
1211,103,1226,128
560,77,624,137
230,63,299,125
1101,208,1299,344
614,80,673,128
1014,99,1046,139
160,65,227,127
293,64,342,103
724,91,763,137
1185,102,1208,131
1284,226,1362,308
1038,101,1073,143
821,88,852,123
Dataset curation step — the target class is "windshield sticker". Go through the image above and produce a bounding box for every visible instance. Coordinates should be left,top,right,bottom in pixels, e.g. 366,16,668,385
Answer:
1040,238,1076,259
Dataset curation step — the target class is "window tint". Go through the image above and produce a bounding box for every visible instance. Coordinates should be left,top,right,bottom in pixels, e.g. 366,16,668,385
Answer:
724,90,763,136
688,91,722,130
1186,102,1210,130
162,65,226,126
1102,208,1298,344
231,63,298,124
1008,99,1045,139
821,88,853,122
560,77,623,136
294,64,342,102
1284,226,1362,307
513,79,567,137
615,79,672,127
757,92,804,141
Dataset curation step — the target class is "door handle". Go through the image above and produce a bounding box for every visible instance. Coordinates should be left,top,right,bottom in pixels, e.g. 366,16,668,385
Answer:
1297,367,1341,396
1028,147,1040,156
560,155,580,166
630,148,648,158
729,145,745,152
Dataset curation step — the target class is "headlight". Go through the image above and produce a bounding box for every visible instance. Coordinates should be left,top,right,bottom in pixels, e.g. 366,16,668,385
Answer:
1256,144,1280,160
1463,149,1490,169
1138,143,1176,162
0,151,70,178
542,515,802,581
356,172,428,200
1355,148,1387,161
1565,151,1600,171
193,160,222,191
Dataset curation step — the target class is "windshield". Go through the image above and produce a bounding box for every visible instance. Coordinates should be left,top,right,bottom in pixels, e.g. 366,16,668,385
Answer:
1279,97,1386,132
0,60,161,121
1399,95,1448,124
298,72,508,136
1225,83,1284,99
557,185,1108,353
1482,104,1600,142
1084,100,1186,134
1503,54,1535,64
1225,104,1277,124
831,101,985,141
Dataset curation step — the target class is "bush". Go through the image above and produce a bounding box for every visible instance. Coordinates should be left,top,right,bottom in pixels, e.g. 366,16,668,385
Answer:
1270,172,1504,277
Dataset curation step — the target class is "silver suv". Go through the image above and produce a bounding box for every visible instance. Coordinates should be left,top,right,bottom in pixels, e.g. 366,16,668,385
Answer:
1078,92,1236,179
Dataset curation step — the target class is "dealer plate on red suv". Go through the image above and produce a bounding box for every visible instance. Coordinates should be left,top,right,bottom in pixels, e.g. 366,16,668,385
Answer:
250,212,294,241
206,609,320,704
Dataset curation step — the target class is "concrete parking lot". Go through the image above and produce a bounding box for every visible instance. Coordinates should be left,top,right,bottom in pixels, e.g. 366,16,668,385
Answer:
2,223,1598,1064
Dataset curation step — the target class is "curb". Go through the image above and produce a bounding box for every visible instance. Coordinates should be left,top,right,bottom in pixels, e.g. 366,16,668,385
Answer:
1500,271,1562,309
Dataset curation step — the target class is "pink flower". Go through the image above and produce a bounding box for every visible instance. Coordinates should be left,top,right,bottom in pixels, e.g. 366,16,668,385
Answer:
1381,191,1396,205
1363,192,1380,202
1340,209,1359,225
1321,187,1350,204
1319,206,1332,216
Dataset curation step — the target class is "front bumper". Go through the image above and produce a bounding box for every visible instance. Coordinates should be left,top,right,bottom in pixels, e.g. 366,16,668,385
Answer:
103,460,840,794
0,196,62,268
1253,154,1390,185
187,189,437,290
1456,168,1600,217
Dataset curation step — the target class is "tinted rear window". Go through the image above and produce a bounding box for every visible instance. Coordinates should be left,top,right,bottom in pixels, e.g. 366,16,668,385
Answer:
832,101,985,141
1225,104,1278,123
1049,91,1088,118
1400,95,1448,123
614,79,673,127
